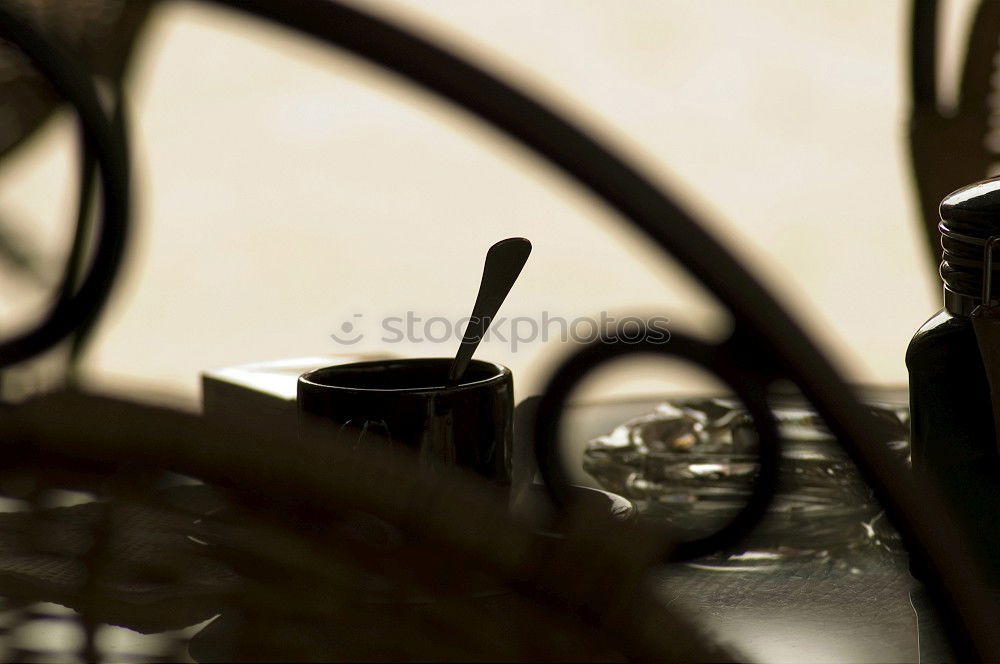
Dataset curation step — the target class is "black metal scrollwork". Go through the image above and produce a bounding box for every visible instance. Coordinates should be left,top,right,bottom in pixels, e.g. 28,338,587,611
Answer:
1,0,998,659
0,4,129,369
533,327,781,563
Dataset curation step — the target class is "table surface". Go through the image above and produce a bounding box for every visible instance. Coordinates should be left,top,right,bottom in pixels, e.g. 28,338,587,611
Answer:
0,386,946,662
558,389,947,663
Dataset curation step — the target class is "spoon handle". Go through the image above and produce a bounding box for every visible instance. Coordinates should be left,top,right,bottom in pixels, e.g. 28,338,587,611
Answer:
449,237,532,383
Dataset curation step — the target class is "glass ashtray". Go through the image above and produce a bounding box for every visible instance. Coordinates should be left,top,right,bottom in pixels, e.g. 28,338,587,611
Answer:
583,397,909,569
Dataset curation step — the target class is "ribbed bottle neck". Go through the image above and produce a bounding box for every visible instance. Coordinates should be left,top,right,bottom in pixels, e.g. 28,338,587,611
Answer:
944,286,978,316
932,176,1000,313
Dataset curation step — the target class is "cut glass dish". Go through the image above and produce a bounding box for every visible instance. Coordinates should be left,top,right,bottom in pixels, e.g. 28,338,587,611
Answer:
583,397,909,569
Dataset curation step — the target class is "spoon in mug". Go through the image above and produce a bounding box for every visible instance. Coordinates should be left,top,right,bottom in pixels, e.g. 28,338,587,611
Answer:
448,237,532,384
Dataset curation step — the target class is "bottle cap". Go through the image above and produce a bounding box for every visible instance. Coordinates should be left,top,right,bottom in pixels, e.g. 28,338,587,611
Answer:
939,176,1000,310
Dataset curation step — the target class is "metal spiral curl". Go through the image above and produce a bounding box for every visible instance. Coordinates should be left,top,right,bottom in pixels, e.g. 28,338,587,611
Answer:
533,326,782,563
0,3,128,370
0,0,998,660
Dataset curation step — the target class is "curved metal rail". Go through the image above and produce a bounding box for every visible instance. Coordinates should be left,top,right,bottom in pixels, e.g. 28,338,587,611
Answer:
0,0,996,659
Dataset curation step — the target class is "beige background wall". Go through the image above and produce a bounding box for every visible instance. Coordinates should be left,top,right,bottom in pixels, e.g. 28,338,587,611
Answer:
0,0,982,406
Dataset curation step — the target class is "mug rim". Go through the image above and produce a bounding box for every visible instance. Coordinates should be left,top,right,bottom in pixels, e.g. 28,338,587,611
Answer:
298,357,511,394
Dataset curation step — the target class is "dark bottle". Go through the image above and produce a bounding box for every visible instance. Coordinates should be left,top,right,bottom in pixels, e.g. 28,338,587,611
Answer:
906,176,1000,584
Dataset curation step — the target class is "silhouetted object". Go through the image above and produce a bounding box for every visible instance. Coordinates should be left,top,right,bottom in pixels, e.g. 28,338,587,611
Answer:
972,237,1000,457
908,176,1000,587
0,1,150,375
0,0,997,660
910,0,1000,269
0,2,130,373
535,329,782,563
0,0,153,158
299,358,516,494
449,237,531,383
0,390,737,662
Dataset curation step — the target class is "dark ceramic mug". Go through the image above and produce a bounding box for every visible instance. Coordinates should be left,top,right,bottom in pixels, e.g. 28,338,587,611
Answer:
297,358,515,491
